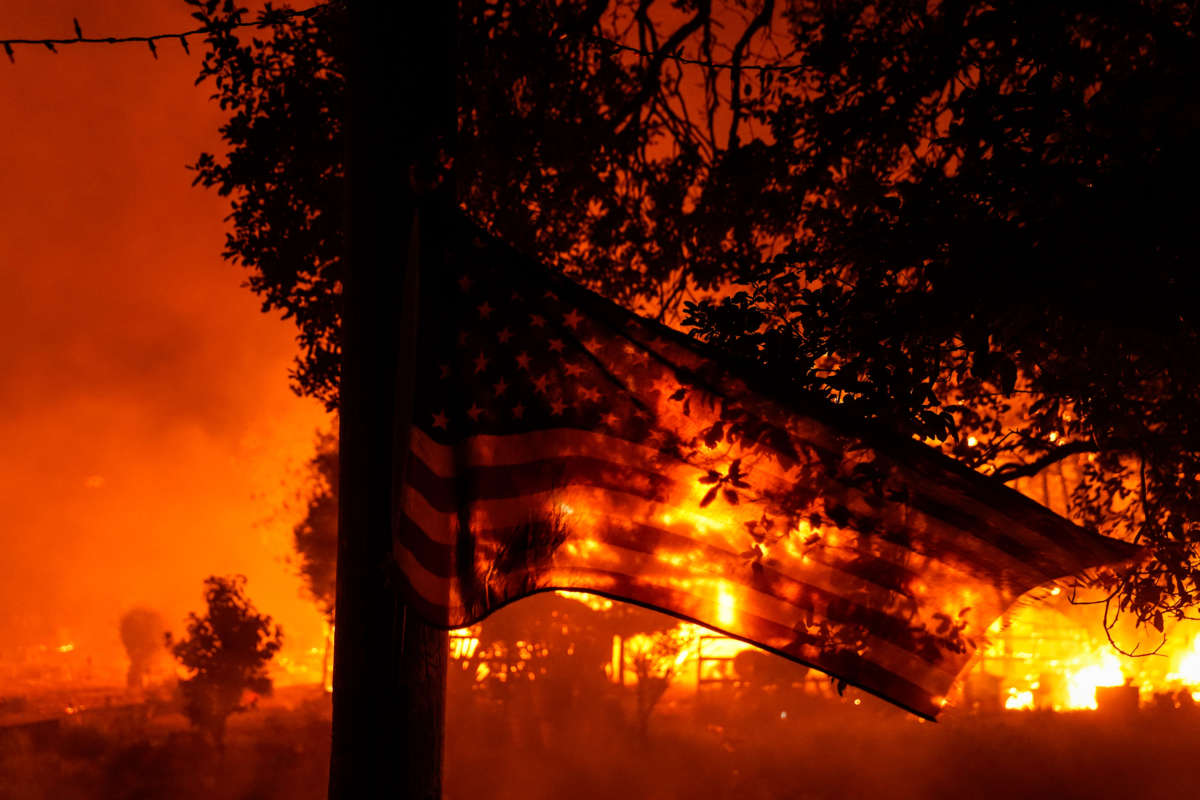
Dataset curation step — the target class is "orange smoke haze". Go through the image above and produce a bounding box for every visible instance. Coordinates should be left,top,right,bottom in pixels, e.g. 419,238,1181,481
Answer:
0,1,328,676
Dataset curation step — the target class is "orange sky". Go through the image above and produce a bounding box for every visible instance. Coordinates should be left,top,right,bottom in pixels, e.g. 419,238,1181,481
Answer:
0,1,329,674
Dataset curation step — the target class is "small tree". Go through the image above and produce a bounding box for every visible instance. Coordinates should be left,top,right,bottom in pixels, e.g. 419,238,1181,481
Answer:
625,625,698,737
167,575,284,747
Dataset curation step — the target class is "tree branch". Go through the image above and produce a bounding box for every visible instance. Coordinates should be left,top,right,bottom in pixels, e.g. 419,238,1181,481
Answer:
992,440,1098,482
727,0,774,149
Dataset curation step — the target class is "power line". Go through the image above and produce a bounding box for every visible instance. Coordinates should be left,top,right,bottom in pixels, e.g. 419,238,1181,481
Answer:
1,3,333,63
4,3,799,74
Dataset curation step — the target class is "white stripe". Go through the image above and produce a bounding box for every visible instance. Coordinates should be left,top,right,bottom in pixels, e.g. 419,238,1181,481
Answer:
410,427,1053,581
411,424,1097,573
400,485,1011,649
402,479,1031,610
392,538,964,700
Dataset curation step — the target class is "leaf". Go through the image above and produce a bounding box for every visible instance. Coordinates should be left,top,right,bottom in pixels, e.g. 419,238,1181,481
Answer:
73,18,83,39
723,488,740,505
148,39,158,59
699,486,719,508
4,43,13,63
44,42,58,54
1153,611,1164,632
180,35,191,55
698,471,720,485
702,421,724,448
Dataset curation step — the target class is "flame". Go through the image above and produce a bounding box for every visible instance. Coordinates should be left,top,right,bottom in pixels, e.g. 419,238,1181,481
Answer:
1064,650,1124,710
556,590,614,612
1005,688,1034,710
1171,633,1200,684
449,627,481,660
56,643,75,653
716,586,736,627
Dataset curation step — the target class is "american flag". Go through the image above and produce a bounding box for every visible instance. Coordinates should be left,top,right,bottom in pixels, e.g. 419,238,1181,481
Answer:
395,216,1138,719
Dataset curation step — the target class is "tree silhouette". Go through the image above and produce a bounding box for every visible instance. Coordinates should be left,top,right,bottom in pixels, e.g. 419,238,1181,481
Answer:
185,1,1199,636
292,427,338,623
167,575,284,747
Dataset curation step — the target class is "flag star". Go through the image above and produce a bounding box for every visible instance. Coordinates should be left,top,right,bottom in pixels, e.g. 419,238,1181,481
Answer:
579,385,601,403
511,290,522,302
624,343,650,363
432,410,449,429
563,309,583,329
544,290,557,301
467,403,484,422
474,351,489,373
493,377,508,396
497,327,513,343
478,301,494,319
457,275,473,292
564,362,585,377
550,398,568,416
582,337,601,352
458,330,470,345
532,374,551,394
602,412,620,428
439,364,451,379
530,314,546,327
515,352,532,370
512,403,526,420
548,338,565,353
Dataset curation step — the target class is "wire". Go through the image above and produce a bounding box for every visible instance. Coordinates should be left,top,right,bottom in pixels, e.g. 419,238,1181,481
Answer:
1,3,332,63
5,3,799,74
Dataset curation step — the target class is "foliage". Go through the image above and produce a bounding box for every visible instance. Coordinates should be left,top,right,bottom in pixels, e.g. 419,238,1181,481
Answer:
184,1,1200,635
292,428,338,622
625,624,699,735
167,575,284,746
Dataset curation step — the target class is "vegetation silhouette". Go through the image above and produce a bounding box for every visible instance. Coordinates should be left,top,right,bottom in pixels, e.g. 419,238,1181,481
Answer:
183,0,1199,637
166,575,284,748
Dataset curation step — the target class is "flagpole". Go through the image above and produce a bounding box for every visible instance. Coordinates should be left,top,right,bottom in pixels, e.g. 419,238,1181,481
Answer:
330,2,454,798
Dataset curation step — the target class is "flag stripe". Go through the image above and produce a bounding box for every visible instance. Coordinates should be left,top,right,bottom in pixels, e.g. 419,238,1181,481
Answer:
401,477,1020,611
410,428,1069,582
392,543,949,718
399,507,987,672
405,437,1047,589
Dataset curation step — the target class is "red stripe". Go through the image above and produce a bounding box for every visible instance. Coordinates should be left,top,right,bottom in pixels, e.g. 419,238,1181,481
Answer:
392,562,944,720
399,508,989,670
404,446,1045,589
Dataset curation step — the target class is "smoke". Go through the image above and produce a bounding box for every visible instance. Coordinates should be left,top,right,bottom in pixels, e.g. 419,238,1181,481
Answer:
0,0,328,677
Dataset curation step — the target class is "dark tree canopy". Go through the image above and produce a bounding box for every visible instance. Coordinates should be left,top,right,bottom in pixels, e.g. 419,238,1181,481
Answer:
292,427,338,622
186,0,1200,638
167,575,284,746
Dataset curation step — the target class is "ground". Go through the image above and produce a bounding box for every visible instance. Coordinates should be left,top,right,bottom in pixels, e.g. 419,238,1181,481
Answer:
1,685,1197,799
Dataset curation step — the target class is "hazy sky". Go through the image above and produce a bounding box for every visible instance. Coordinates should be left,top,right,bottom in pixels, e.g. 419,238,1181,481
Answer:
0,1,329,672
